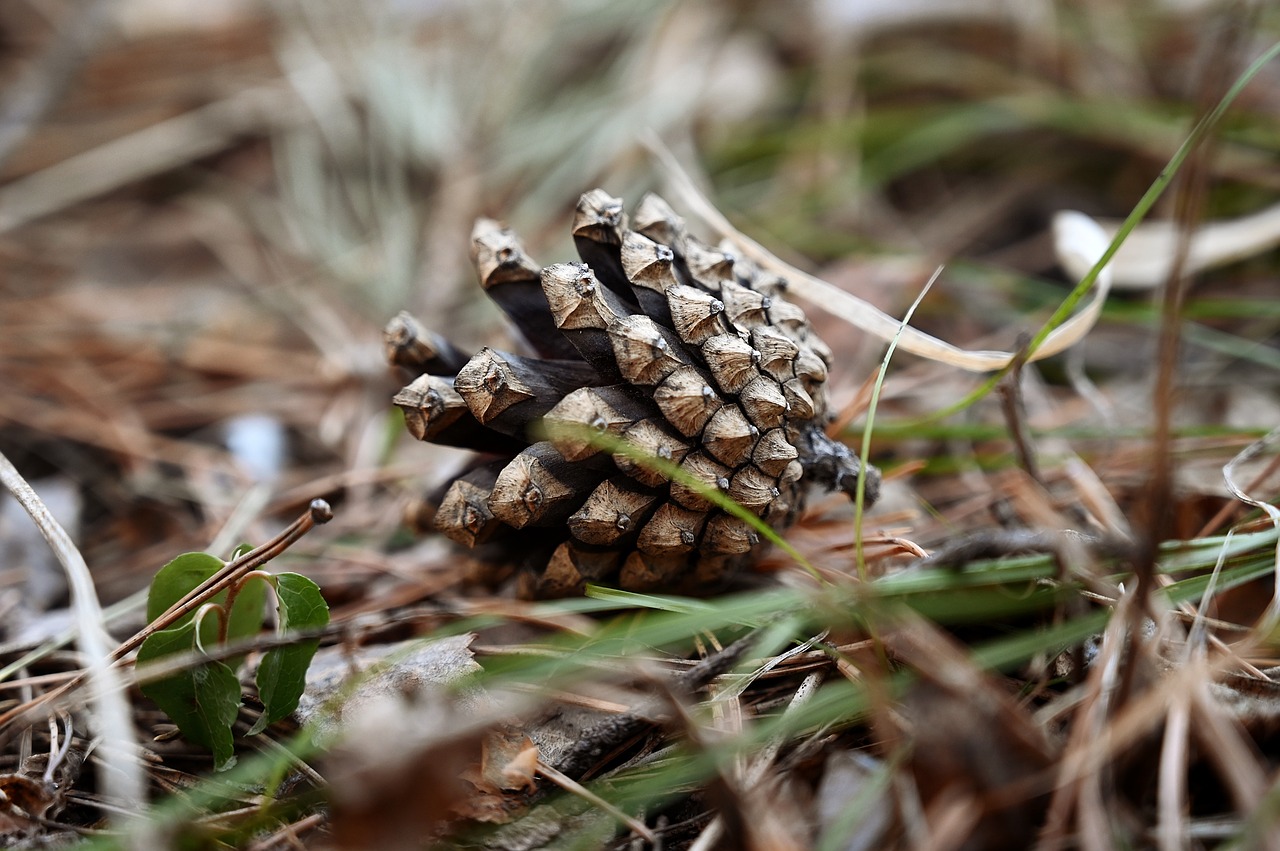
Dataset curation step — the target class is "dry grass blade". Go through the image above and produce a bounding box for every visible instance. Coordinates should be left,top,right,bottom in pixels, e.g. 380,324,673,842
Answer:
649,137,1115,373
882,614,1056,848
1222,426,1280,625
686,670,823,851
0,451,145,825
0,75,318,232
535,759,656,843
1156,689,1191,851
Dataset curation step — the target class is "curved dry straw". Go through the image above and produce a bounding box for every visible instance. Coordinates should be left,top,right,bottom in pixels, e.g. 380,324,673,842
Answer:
649,38,1280,421
0,450,145,823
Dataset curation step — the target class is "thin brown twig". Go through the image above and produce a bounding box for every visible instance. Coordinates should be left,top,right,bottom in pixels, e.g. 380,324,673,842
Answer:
244,812,326,851
551,634,756,780
997,333,1044,488
536,759,657,843
1119,15,1246,728
1156,686,1192,851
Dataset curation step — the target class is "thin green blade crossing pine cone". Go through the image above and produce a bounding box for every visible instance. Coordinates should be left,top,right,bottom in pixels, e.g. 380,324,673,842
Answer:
386,190,879,597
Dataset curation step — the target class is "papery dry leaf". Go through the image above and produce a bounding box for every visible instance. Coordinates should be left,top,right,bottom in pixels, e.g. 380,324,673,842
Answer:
0,453,143,824
1080,202,1280,289
0,477,76,623
312,636,507,849
500,737,540,793
323,688,481,849
0,775,59,837
737,777,811,851
1220,426,1280,623
456,729,539,825
0,743,83,840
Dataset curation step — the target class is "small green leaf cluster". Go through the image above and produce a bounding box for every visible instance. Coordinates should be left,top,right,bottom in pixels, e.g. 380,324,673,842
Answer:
137,551,329,770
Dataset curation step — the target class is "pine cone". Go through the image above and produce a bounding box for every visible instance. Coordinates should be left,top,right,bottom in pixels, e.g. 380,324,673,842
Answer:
388,190,879,597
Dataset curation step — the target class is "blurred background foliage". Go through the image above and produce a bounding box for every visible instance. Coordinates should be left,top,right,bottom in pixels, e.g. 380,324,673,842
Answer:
0,0,1276,633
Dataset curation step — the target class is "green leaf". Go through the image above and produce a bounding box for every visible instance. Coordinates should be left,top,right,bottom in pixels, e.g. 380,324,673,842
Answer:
140,551,266,768
138,623,242,770
147,553,225,623
191,660,243,771
146,551,266,653
225,575,268,645
251,573,328,734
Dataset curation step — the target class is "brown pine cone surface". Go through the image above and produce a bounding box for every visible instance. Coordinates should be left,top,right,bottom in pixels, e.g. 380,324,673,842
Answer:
387,190,878,597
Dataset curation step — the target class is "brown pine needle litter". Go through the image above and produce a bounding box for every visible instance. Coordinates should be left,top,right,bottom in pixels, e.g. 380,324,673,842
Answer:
1,2,1280,848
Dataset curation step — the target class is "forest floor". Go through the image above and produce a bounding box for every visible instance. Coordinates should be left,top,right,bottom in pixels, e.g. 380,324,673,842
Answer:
1,2,1279,848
